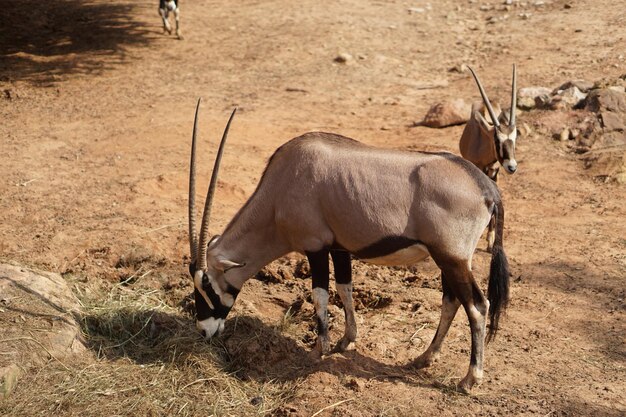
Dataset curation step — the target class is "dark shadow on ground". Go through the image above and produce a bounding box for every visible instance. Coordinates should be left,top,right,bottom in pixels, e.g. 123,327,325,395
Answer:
79,308,439,390
0,0,154,84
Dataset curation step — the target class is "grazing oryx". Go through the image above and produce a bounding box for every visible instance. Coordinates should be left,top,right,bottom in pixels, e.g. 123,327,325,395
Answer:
460,65,518,183
187,101,510,392
159,0,182,39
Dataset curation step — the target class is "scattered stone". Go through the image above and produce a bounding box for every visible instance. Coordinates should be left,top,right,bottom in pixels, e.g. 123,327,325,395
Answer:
560,128,570,142
345,377,364,392
556,80,594,93
519,122,533,137
0,364,21,399
584,88,626,113
408,7,426,13
517,86,551,110
564,3,572,8
416,99,471,128
600,111,626,132
334,53,353,64
449,63,468,73
551,86,587,109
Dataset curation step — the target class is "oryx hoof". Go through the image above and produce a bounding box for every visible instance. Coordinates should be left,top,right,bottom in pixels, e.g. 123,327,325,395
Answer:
457,374,481,394
332,336,356,353
315,337,331,357
411,352,437,369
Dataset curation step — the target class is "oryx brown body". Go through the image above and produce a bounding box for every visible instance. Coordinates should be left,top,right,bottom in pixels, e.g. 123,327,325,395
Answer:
188,105,510,393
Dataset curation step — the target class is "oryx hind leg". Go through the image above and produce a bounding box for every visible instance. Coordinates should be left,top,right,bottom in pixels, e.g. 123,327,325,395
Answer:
441,260,489,393
331,250,357,352
307,249,331,356
174,8,182,39
412,272,460,368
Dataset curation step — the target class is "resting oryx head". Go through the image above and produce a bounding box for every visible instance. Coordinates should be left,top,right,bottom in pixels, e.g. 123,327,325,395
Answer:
187,100,243,339
468,65,518,174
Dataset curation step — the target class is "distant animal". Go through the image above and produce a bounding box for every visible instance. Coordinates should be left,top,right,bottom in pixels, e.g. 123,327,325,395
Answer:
187,101,510,393
159,0,182,39
460,65,517,249
460,65,518,183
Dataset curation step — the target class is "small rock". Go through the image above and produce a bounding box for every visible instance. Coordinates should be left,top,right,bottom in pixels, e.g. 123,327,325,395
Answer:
570,128,580,139
552,86,587,108
517,96,537,110
560,128,570,142
519,123,533,137
0,364,21,398
608,85,626,93
416,99,471,128
556,80,594,93
334,53,353,64
345,377,364,392
408,7,426,13
535,94,552,108
600,111,626,132
518,86,552,101
585,88,626,113
564,3,572,8
449,63,468,73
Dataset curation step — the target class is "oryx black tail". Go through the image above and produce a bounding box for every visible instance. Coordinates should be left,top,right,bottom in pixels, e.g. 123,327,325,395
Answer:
486,199,510,342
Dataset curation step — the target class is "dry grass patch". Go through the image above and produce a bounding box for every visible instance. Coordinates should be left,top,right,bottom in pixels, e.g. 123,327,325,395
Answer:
0,280,297,416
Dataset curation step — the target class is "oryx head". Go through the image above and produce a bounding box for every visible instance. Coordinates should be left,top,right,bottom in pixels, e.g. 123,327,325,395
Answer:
188,100,243,339
468,65,518,174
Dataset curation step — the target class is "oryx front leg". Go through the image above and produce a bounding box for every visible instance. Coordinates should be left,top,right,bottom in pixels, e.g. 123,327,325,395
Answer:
331,250,357,352
413,273,460,368
174,8,182,39
159,8,172,34
307,249,331,356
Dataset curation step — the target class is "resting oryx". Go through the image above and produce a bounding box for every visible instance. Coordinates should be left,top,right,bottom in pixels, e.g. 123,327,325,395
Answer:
159,0,182,39
460,65,518,183
187,101,510,392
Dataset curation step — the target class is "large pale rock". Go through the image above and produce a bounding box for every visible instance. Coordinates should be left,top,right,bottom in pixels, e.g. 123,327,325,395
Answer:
551,86,587,109
417,99,471,128
0,263,85,397
517,86,551,110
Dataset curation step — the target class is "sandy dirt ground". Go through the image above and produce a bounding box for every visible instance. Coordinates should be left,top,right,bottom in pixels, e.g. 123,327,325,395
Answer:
1,0,625,415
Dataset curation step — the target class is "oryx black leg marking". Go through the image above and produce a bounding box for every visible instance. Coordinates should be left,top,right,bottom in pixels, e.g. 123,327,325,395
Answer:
331,250,357,352
413,272,460,368
306,249,331,355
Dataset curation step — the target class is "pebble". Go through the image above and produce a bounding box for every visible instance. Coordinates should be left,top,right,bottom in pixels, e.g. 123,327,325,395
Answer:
334,53,353,64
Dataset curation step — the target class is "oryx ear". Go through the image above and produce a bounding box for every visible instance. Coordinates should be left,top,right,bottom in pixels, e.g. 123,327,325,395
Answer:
208,235,221,249
499,109,511,125
218,259,246,272
475,111,492,134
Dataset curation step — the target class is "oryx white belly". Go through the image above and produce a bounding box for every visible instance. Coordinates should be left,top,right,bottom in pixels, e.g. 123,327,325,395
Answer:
362,243,430,266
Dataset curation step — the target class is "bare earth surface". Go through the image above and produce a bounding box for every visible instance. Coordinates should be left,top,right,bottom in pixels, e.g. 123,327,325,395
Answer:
1,0,625,416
